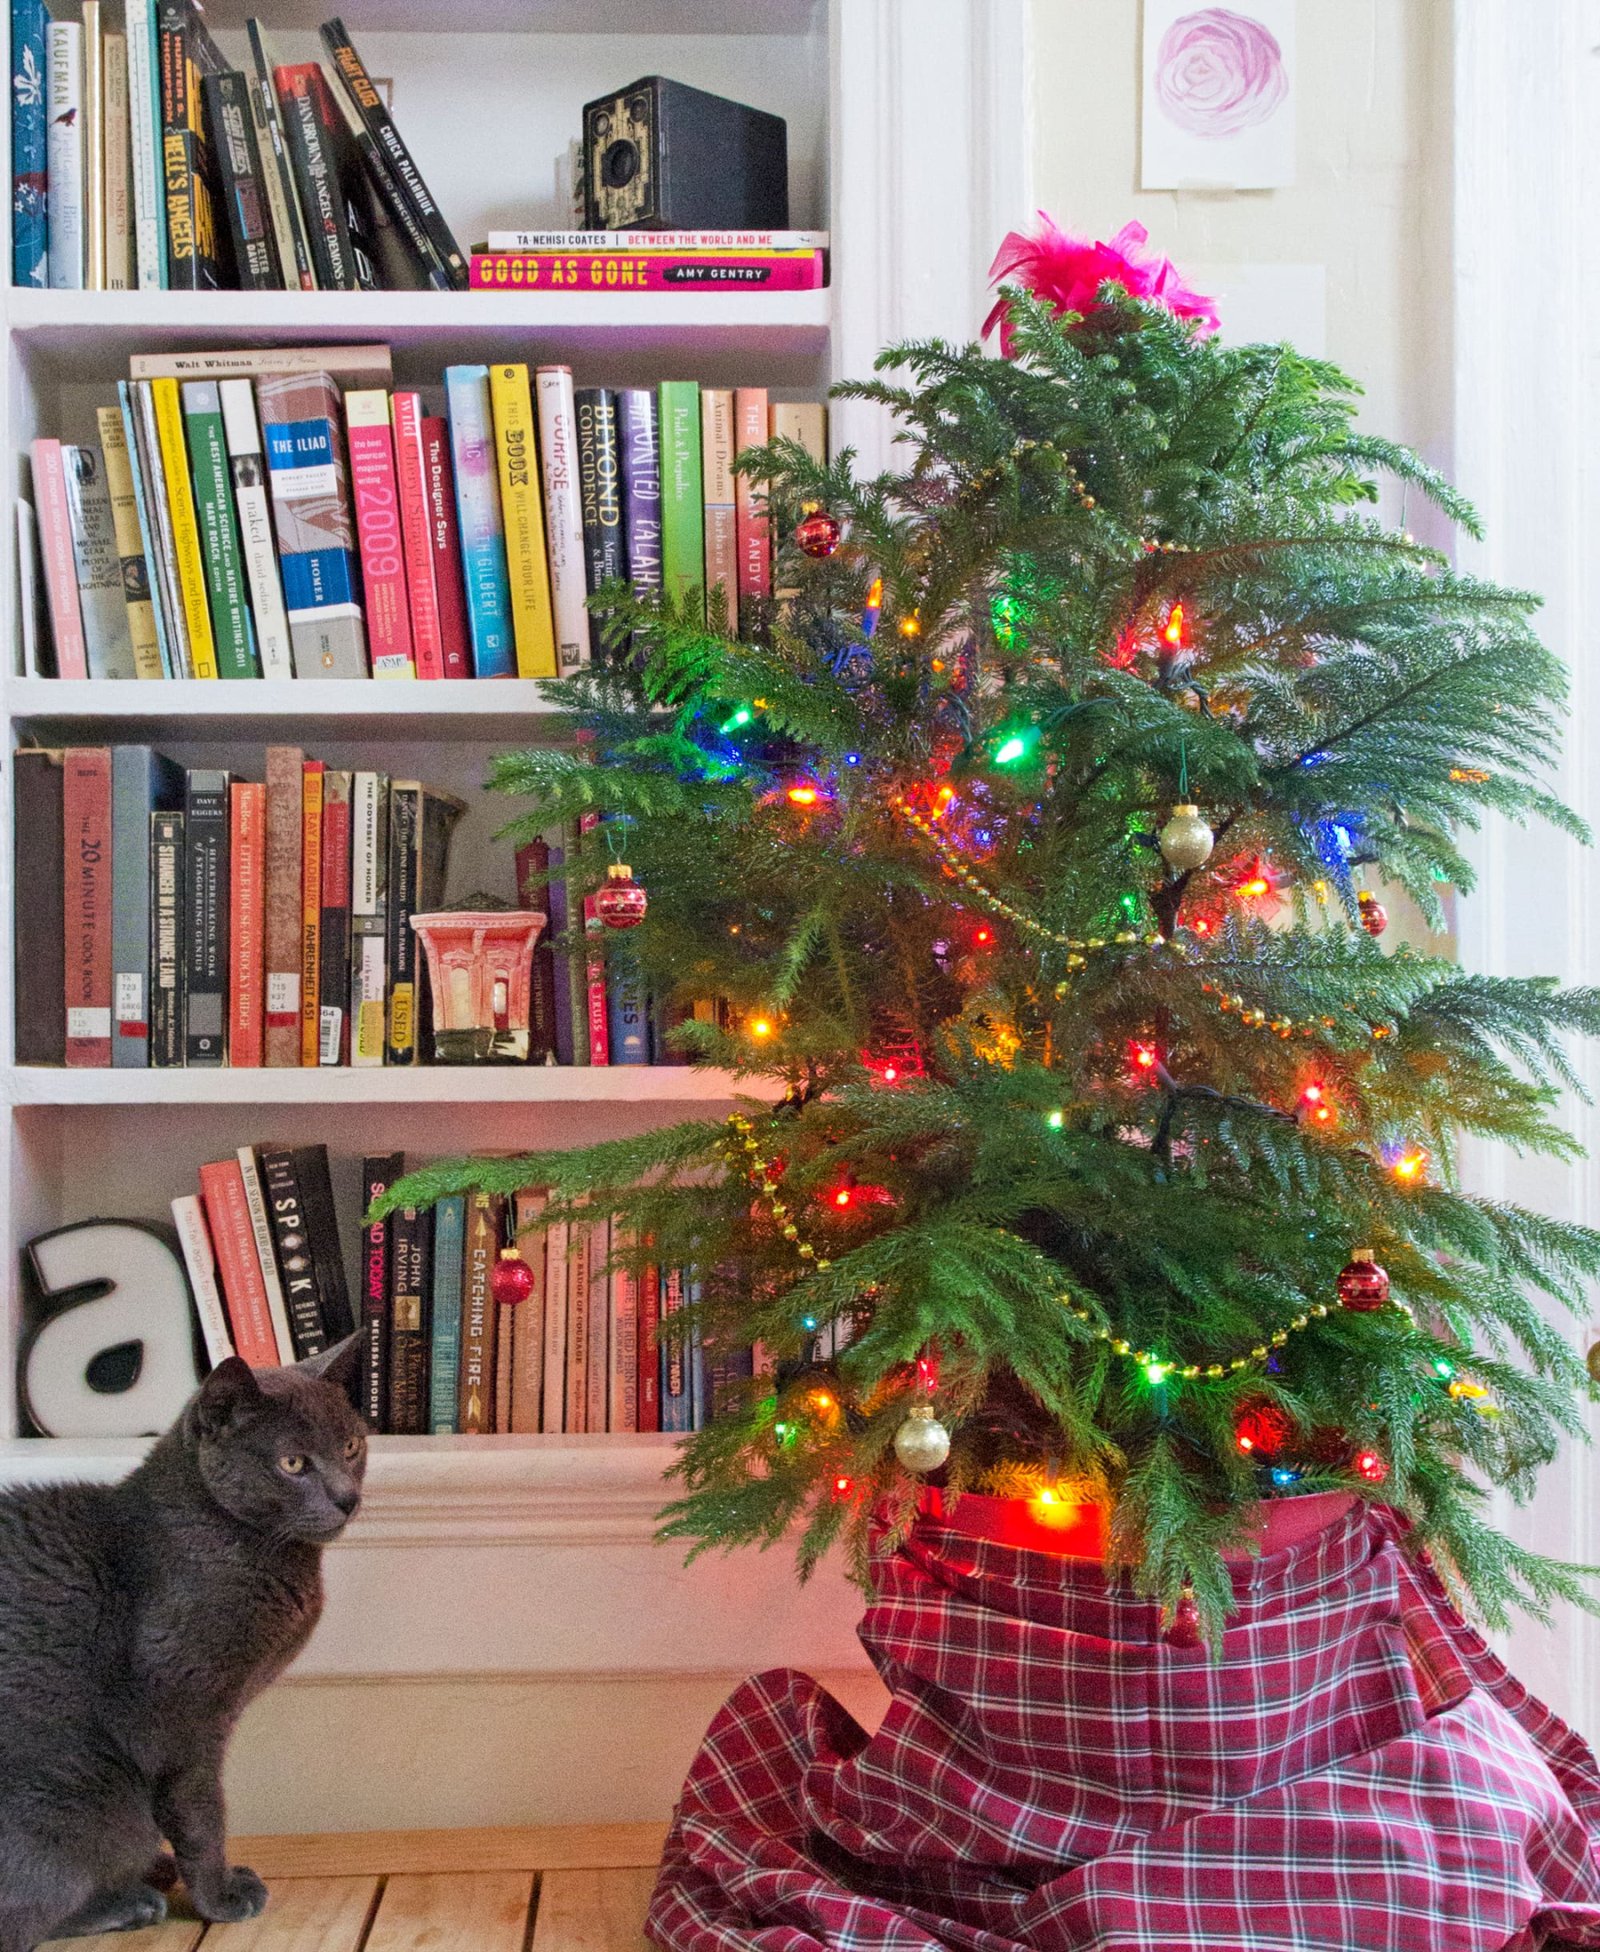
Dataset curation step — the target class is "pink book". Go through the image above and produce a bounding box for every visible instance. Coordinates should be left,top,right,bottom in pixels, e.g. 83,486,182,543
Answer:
636,1261,660,1433
31,439,88,679
345,392,415,677
228,780,265,1068
422,416,472,678
579,808,609,1064
470,250,827,292
391,391,445,679
734,388,770,638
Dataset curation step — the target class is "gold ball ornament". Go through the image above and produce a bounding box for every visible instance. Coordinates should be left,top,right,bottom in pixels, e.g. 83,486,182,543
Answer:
1158,804,1215,872
893,1402,952,1474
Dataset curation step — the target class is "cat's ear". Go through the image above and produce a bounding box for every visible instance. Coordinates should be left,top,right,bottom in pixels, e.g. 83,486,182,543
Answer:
296,1332,362,1394
194,1356,263,1438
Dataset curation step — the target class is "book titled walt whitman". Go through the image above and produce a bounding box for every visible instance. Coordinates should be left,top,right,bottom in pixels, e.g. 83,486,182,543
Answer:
258,370,368,678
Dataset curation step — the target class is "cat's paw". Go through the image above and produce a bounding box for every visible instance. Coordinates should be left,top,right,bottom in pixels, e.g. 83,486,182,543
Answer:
190,1866,269,1923
56,1882,169,1936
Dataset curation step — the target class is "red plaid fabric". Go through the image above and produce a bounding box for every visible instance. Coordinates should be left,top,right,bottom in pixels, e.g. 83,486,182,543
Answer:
648,1502,1600,1951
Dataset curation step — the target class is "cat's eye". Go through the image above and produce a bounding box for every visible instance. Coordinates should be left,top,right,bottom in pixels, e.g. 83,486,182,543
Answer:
343,1435,362,1459
278,1454,307,1475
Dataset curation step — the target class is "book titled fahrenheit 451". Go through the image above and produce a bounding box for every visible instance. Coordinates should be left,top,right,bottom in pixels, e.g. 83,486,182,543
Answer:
258,369,367,678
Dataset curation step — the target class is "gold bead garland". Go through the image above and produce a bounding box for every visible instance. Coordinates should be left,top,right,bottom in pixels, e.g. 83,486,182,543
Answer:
1197,979,1395,1044
723,1113,833,1274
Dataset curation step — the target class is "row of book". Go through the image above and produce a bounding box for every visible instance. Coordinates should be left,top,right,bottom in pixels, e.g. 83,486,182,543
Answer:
24,337,829,682
11,2,466,292
173,1147,735,1435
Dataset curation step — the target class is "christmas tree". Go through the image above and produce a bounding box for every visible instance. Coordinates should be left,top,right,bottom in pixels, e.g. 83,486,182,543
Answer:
388,220,1600,1639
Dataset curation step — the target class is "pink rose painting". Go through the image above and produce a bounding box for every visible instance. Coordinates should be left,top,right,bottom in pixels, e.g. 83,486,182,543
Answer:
1142,0,1295,190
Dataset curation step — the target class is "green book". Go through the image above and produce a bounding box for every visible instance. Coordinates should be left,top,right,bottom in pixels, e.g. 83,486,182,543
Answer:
658,379,704,624
181,379,258,678
428,1193,467,1435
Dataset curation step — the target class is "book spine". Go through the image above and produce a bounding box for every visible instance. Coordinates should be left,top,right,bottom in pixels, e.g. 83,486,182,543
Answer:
349,770,387,1067
428,1192,465,1434
258,1147,326,1357
358,1153,400,1428
157,0,220,290
606,950,648,1065
345,391,415,677
236,1144,296,1362
202,67,278,289
459,1191,503,1433
384,780,419,1064
148,809,183,1067
30,441,88,678
110,747,174,1068
244,18,312,289
81,1,103,289
257,370,367,678
102,30,132,289
45,20,83,289
318,769,351,1065
575,387,626,664
563,1217,590,1432
485,228,828,251
540,1218,568,1433
61,444,137,679
580,810,608,1065
299,759,323,1067
770,400,828,463
659,1267,689,1432
534,366,587,677
131,381,190,675
442,366,514,679
489,364,558,680
637,1262,661,1433
12,750,65,1066
11,0,48,288
131,344,393,384
293,1142,353,1340
545,826,575,1066
115,385,172,675
514,836,558,1064
95,407,162,677
182,769,228,1065
319,18,467,287
509,1188,547,1433
197,1159,278,1366
217,378,294,678
385,1202,431,1434
585,1217,609,1434
125,0,164,289
659,382,705,623
263,744,304,1066
609,1237,638,1434
391,392,445,679
274,62,354,289
228,779,264,1067
616,389,663,607
469,250,826,290
63,748,112,1067
181,380,256,678
733,387,770,638
152,376,219,678
700,389,737,620
171,1194,236,1368
422,416,472,677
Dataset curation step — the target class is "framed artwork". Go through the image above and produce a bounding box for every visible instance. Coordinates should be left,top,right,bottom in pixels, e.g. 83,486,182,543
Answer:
1142,1,1296,190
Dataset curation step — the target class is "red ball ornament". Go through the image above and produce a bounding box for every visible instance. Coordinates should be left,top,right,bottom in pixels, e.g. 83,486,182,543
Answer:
1358,891,1388,937
1165,1588,1203,1649
1234,1401,1294,1459
491,1249,535,1308
1336,1249,1391,1312
795,508,842,559
594,862,648,930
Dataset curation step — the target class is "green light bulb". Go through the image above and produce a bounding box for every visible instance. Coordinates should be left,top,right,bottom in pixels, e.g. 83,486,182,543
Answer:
1144,1360,1172,1386
994,734,1029,765
1045,1108,1065,1130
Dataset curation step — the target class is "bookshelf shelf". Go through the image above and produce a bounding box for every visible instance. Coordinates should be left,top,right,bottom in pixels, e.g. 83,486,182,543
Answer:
5,676,565,737
8,1065,773,1106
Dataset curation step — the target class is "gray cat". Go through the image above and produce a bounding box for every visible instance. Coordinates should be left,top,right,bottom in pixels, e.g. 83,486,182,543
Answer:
0,1341,366,1952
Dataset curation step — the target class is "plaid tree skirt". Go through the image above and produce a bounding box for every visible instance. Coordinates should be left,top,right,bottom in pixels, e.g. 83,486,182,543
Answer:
648,1501,1600,1951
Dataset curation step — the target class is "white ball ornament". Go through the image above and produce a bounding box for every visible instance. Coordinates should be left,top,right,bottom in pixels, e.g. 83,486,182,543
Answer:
893,1402,952,1474
1159,803,1215,871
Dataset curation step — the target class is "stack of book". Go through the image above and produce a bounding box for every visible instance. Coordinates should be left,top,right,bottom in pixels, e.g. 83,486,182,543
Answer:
172,1147,742,1436
24,341,827,681
469,227,829,293
10,4,464,292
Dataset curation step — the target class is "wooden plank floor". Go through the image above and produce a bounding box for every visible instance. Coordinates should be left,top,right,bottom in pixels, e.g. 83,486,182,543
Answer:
41,1826,663,1952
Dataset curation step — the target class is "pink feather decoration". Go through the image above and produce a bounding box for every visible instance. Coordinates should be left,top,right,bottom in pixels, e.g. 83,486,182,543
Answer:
984,215,1219,355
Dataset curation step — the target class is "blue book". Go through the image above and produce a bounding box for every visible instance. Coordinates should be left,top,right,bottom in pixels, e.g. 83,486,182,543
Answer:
429,1194,467,1434
659,1267,691,1433
607,951,648,1064
443,364,514,678
10,0,47,287
257,371,368,679
111,747,183,1070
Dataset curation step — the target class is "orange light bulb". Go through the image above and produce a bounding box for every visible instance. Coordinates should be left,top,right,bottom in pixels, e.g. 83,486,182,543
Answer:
1162,601,1187,648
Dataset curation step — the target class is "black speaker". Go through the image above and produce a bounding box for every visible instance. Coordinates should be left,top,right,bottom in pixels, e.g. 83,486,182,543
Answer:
582,76,789,232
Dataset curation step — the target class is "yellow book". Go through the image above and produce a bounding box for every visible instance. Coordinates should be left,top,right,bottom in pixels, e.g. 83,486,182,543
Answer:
94,405,162,678
488,362,558,679
151,377,217,679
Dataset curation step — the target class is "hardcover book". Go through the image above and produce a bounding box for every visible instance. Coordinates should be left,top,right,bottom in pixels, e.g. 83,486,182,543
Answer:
733,387,770,638
299,758,323,1067
102,30,132,289
534,365,587,676
30,440,88,678
637,1261,661,1433
80,1,103,288
384,779,464,1065
659,1266,690,1432
148,809,183,1067
263,743,304,1066
130,344,392,384
13,749,66,1065
606,949,648,1065
218,378,294,678
181,380,257,678
483,227,828,251
228,779,265,1066
617,388,663,608
443,365,514,679
563,1211,590,1432
110,746,182,1069
488,364,558,679
274,61,356,289
257,1144,326,1357
390,391,445,678
157,0,221,290
459,1191,505,1433
385,1200,432,1434
258,369,368,678
422,415,472,676
575,386,626,663
11,0,48,287
349,769,388,1066
130,381,192,675
236,1143,296,1363
770,400,827,463
125,0,164,289
151,376,219,678
585,1214,609,1434
45,18,83,290
63,748,112,1067
317,768,352,1065
295,1141,354,1339
514,835,559,1064
171,1194,236,1368
60,444,136,679
317,39,445,293
609,1232,639,1434
244,18,312,289
182,768,229,1065
699,388,737,623
346,390,415,676
94,407,162,677
659,380,705,623
428,1191,466,1434
509,1188,548,1433
541,1215,569,1434
197,1157,280,1366
359,1152,402,1428
469,250,825,291
203,67,279,288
